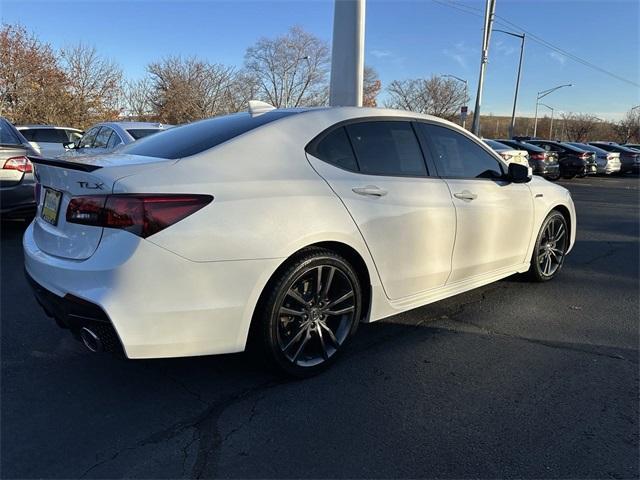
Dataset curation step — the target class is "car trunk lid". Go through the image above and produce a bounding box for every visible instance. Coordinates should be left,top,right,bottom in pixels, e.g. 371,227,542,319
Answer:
30,154,175,260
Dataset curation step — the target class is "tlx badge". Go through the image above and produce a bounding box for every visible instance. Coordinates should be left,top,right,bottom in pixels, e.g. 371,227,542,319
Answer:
77,181,105,190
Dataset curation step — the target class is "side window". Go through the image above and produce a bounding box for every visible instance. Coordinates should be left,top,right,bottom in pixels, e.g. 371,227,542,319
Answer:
418,123,503,179
0,121,22,145
106,131,123,149
311,127,358,171
345,121,427,176
78,128,99,148
93,127,112,148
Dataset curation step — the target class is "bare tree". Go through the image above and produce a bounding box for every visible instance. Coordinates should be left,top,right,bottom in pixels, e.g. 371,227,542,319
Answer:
612,107,640,143
146,56,237,124
385,75,467,120
121,77,155,121
60,43,122,128
0,24,69,125
560,112,601,142
244,26,330,108
363,66,381,107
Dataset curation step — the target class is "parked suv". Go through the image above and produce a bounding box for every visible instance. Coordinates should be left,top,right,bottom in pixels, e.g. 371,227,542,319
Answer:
18,125,83,158
0,118,38,217
526,140,595,178
62,122,171,158
589,142,640,174
497,139,560,180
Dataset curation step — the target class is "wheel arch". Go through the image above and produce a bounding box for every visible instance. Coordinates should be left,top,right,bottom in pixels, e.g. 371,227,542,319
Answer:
247,241,374,347
551,204,572,241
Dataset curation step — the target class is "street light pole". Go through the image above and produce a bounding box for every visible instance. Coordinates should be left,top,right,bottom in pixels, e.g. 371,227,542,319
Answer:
538,102,554,139
443,74,468,129
533,83,573,137
471,0,497,136
493,29,525,139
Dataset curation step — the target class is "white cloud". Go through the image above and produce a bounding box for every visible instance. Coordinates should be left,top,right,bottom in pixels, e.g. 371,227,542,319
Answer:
549,51,567,65
371,49,391,58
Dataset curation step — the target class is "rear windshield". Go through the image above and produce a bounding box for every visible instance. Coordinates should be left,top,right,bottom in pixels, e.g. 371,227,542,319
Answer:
0,119,22,145
21,128,69,143
484,139,508,150
126,128,164,140
121,111,298,159
498,140,545,153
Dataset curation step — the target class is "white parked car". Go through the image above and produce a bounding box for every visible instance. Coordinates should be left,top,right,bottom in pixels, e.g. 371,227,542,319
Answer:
24,103,576,377
18,125,83,158
484,139,530,167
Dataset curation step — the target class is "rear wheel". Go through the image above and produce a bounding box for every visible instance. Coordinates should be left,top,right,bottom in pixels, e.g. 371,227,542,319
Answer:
256,248,361,377
545,171,560,181
527,211,569,282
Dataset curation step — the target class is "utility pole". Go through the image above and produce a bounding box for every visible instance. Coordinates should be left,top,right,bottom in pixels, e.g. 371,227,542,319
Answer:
533,84,572,137
329,0,366,107
494,29,525,138
471,0,496,136
442,74,468,129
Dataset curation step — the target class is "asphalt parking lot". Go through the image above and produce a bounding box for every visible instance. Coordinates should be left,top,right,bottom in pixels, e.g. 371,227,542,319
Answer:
1,175,638,479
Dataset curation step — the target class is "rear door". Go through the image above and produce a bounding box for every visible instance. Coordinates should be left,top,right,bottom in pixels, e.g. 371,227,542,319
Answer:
306,119,456,300
416,123,534,283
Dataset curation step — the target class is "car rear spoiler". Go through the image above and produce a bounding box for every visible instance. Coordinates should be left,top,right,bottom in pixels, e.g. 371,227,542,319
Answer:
28,156,102,172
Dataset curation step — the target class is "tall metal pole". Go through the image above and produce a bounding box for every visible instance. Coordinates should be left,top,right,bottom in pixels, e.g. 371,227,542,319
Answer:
510,33,524,138
471,0,496,136
533,83,573,138
538,103,554,139
329,0,366,107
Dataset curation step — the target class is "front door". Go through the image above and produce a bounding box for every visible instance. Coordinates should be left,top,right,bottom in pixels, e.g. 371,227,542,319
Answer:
416,122,534,284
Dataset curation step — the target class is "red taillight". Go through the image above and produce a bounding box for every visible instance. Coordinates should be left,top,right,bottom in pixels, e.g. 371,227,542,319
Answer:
3,156,32,173
66,194,213,238
579,152,591,159
530,152,546,160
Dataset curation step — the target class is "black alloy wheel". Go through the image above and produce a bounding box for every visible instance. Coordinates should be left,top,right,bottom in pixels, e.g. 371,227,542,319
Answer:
257,248,361,377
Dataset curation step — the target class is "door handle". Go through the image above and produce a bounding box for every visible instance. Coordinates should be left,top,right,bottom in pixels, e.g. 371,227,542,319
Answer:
352,185,388,197
453,190,477,201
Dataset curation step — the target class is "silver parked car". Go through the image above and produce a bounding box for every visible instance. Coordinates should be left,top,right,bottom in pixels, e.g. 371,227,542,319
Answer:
0,117,39,217
566,142,621,175
18,125,83,158
61,122,171,158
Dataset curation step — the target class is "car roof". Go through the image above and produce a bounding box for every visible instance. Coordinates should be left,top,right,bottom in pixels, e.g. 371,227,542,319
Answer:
17,125,82,131
94,122,171,129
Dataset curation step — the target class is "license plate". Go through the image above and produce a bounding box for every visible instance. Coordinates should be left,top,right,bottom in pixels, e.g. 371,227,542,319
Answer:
41,188,62,226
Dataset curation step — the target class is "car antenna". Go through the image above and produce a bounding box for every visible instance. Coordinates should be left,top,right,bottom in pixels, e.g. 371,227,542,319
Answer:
248,100,276,117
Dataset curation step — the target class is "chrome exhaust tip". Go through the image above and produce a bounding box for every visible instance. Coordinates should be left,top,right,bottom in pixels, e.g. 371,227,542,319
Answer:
79,327,103,353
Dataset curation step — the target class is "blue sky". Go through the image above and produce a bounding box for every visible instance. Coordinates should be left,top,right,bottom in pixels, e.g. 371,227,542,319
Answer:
2,0,638,120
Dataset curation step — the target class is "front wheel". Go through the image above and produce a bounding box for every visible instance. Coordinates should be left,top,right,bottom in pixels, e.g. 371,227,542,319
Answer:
256,248,362,377
527,211,569,282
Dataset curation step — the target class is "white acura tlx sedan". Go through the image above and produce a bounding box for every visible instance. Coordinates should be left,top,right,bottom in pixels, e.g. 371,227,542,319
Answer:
25,102,576,376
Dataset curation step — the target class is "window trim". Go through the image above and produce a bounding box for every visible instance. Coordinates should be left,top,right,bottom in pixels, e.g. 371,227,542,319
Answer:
305,116,432,179
414,120,508,181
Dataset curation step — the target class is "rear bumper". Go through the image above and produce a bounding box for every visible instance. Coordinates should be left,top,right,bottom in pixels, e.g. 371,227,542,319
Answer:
530,160,559,176
24,222,283,359
0,175,36,217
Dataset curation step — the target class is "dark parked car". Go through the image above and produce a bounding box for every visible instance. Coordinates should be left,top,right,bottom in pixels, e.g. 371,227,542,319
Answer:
497,139,560,180
565,142,621,175
590,142,640,174
622,143,640,151
0,117,38,217
526,140,596,178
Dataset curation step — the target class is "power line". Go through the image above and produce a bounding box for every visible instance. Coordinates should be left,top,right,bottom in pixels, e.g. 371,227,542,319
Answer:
432,0,640,88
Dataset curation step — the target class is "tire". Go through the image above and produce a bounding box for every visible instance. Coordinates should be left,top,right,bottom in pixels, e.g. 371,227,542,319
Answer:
545,172,560,181
562,174,576,179
526,211,569,282
255,248,362,377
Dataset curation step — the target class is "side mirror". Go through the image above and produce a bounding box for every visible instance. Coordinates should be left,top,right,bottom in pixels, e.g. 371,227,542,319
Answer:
63,141,76,150
508,162,532,183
